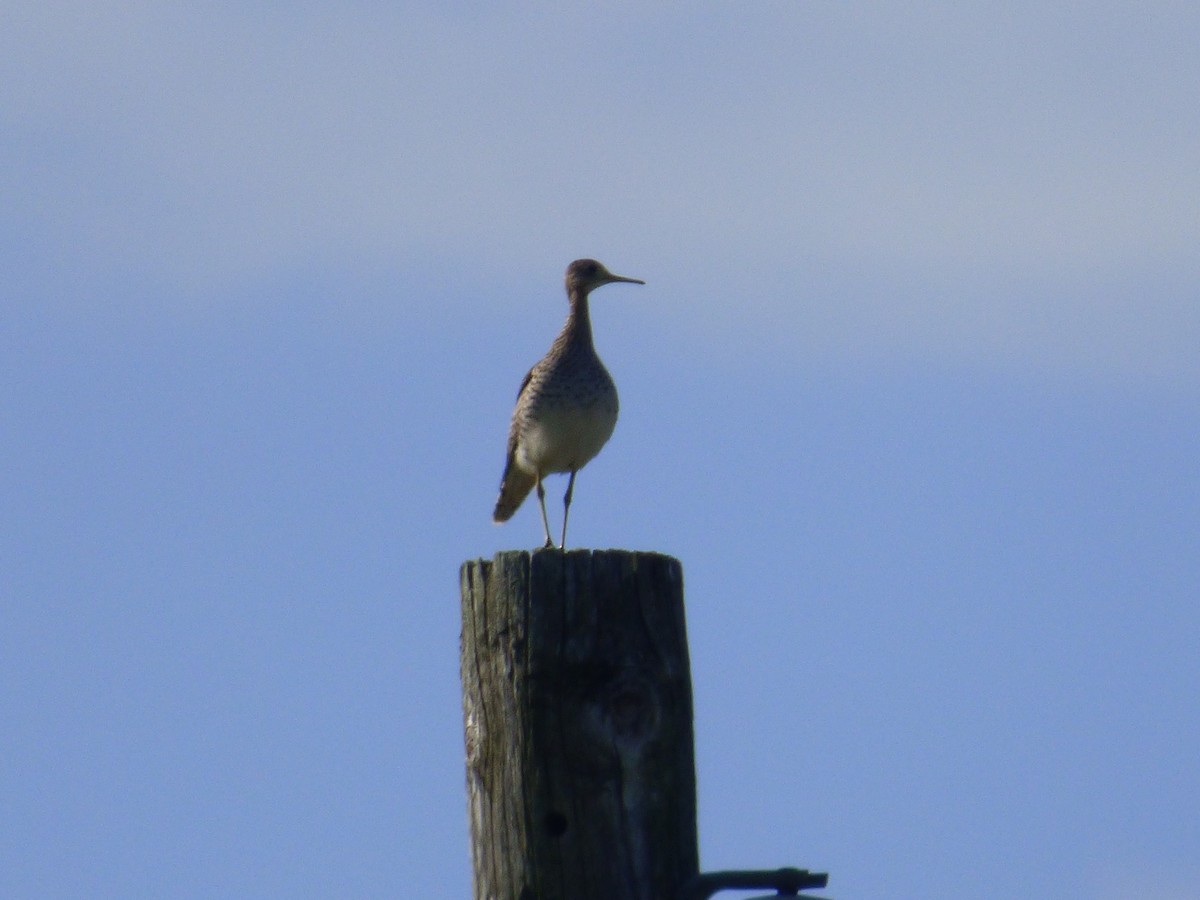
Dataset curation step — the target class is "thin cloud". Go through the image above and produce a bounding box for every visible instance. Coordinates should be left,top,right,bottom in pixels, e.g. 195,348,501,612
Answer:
3,4,1197,380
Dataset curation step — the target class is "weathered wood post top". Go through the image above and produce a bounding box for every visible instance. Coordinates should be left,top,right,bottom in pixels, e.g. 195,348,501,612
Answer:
460,549,698,900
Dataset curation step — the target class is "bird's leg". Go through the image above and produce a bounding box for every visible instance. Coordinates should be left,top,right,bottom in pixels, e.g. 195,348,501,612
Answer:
560,470,577,550
536,474,554,549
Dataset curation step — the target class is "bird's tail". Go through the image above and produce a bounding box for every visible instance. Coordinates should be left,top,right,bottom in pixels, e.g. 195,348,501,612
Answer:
493,461,536,523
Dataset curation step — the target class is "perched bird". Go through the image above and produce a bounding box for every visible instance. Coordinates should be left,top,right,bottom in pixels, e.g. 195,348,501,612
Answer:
493,259,645,549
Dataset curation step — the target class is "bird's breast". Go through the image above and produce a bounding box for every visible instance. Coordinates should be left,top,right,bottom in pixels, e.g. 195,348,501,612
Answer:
515,385,618,475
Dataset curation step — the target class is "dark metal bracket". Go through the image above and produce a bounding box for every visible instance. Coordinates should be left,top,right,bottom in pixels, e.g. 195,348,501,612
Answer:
679,866,830,900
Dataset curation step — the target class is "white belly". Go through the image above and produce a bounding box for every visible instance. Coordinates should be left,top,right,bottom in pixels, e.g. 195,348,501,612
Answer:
516,404,618,475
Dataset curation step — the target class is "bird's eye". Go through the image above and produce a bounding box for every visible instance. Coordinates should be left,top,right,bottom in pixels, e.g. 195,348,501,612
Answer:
584,263,598,276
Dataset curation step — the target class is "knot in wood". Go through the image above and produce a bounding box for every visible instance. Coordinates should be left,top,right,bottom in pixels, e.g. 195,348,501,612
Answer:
602,675,659,745
464,709,484,773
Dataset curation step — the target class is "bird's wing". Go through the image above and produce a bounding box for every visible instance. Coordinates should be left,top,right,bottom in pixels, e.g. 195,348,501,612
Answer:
514,365,534,401
493,364,540,522
504,365,536,457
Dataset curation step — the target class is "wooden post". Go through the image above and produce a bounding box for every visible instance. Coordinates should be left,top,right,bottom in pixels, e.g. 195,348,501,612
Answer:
460,549,699,900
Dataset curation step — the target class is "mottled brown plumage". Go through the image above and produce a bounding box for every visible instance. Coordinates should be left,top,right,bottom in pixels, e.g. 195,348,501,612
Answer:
493,259,644,549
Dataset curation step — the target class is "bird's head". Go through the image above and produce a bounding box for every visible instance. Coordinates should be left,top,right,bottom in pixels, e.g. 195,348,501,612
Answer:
565,259,645,296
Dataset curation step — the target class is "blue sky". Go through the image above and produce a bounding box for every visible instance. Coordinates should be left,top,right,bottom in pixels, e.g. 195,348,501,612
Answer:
3,4,1198,898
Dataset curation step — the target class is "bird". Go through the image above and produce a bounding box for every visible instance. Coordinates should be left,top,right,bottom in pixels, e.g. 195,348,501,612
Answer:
492,259,645,549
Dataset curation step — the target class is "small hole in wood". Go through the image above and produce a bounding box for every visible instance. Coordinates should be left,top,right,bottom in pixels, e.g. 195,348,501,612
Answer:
543,810,568,837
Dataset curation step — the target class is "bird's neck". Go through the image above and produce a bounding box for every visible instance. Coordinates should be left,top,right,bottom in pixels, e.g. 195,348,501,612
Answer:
563,290,593,347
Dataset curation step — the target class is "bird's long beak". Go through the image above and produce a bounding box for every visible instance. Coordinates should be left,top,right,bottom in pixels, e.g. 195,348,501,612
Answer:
606,273,645,285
